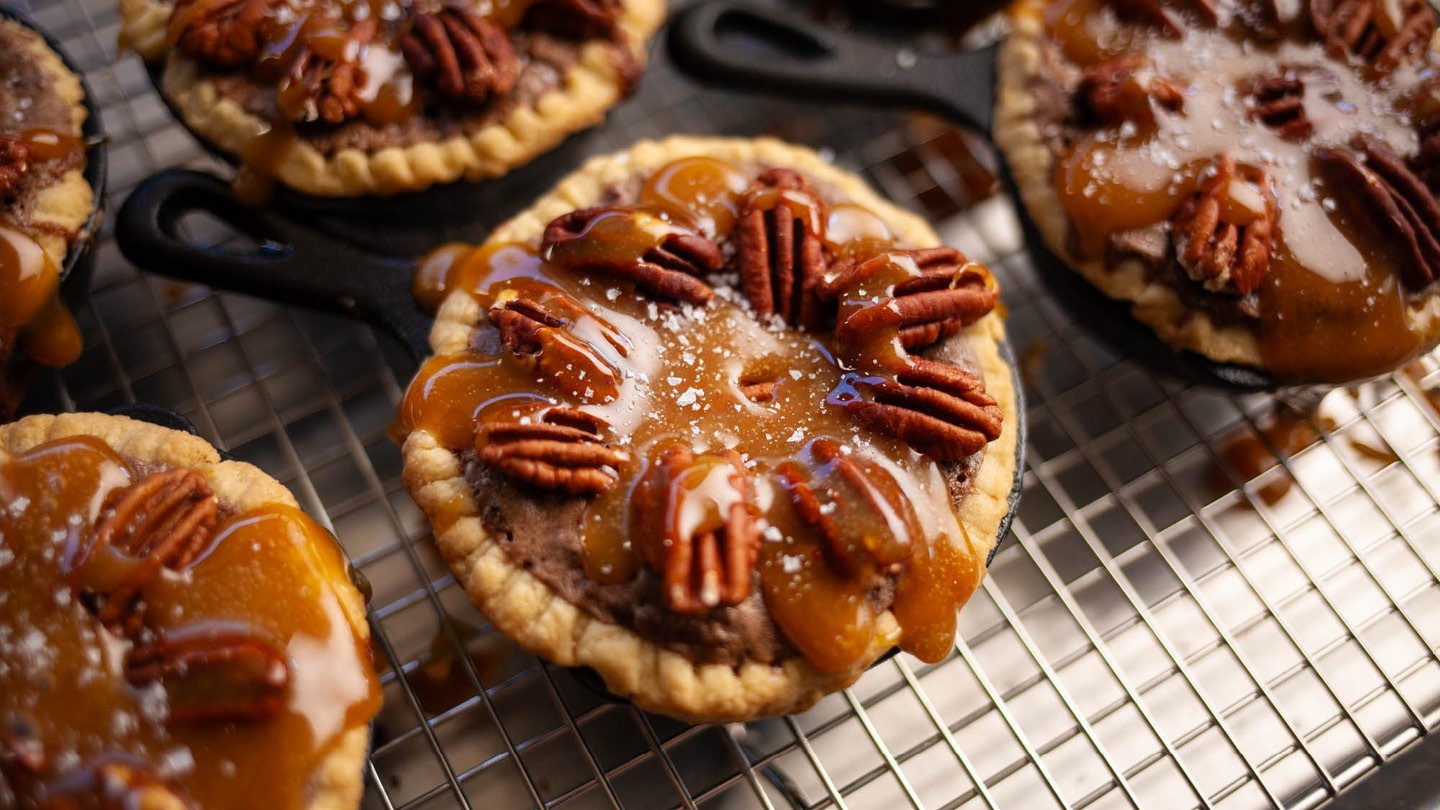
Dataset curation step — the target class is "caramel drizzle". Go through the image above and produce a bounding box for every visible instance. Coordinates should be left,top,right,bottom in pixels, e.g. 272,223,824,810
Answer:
399,157,998,673
0,437,381,809
1039,0,1438,382
1,129,87,378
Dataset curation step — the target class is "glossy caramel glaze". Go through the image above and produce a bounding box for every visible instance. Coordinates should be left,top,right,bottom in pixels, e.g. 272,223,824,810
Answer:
399,158,999,673
1,129,86,375
0,437,381,808
1039,0,1439,382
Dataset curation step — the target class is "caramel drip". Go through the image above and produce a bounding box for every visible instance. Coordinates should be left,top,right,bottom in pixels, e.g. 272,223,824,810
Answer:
232,121,296,207
1043,0,1434,382
0,437,381,808
400,157,992,672
1,128,87,373
0,219,82,371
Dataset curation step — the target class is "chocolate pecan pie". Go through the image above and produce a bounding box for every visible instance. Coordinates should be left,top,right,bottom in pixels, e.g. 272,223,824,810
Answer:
0,18,96,420
398,136,1021,722
118,0,664,197
0,412,381,808
996,0,1440,384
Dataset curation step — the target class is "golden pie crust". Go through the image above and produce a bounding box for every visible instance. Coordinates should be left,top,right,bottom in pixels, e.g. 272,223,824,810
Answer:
402,136,1021,723
994,0,1440,372
3,18,95,264
117,0,666,197
0,412,373,810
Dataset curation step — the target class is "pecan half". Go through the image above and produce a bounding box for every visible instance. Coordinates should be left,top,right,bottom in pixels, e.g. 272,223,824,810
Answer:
522,0,621,40
543,207,720,305
0,138,31,199
1413,113,1440,194
489,293,622,401
1310,0,1437,75
1317,135,1440,290
476,406,628,495
739,379,777,403
1171,156,1276,296
1076,54,1185,129
125,632,289,724
1244,69,1332,140
735,168,831,331
820,247,999,352
400,5,519,106
168,0,280,70
844,357,1003,461
632,445,759,614
776,440,917,578
89,469,219,633
277,17,376,124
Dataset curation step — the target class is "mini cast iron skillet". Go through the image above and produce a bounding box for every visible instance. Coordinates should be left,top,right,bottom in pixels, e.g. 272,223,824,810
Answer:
115,167,1026,562
3,7,109,415
668,0,1280,393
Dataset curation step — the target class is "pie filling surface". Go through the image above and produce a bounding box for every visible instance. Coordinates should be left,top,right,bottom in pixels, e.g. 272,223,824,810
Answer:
0,434,381,808
1019,0,1440,382
400,154,1011,674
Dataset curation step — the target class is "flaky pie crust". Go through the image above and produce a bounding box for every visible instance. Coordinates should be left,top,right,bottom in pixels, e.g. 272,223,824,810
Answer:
402,136,1022,723
117,0,667,196
0,412,373,810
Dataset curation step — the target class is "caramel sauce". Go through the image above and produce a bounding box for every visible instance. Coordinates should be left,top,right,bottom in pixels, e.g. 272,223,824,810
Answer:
1042,4,1434,382
0,437,381,807
398,158,993,672
1215,402,1339,505
1,128,86,377
232,122,296,207
825,203,896,257
639,156,750,237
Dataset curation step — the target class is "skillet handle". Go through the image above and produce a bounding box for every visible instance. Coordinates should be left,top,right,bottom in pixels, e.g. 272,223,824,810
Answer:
117,169,431,360
668,0,997,133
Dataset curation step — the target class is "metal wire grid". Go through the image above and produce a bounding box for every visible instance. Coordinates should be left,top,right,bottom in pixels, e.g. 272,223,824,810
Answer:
8,0,1440,806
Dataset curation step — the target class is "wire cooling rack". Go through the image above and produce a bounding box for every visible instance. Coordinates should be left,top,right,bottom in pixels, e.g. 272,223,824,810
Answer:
9,0,1440,806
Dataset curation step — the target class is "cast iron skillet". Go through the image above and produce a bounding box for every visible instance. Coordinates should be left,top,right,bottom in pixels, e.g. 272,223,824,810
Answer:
667,0,1280,393
3,7,109,414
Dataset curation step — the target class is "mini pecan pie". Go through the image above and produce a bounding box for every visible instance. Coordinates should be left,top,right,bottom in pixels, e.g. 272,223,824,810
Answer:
0,412,381,808
398,136,1021,722
996,0,1440,384
0,18,96,420
118,0,664,197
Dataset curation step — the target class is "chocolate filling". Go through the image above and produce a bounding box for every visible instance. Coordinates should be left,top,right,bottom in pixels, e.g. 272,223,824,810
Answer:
456,169,992,668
